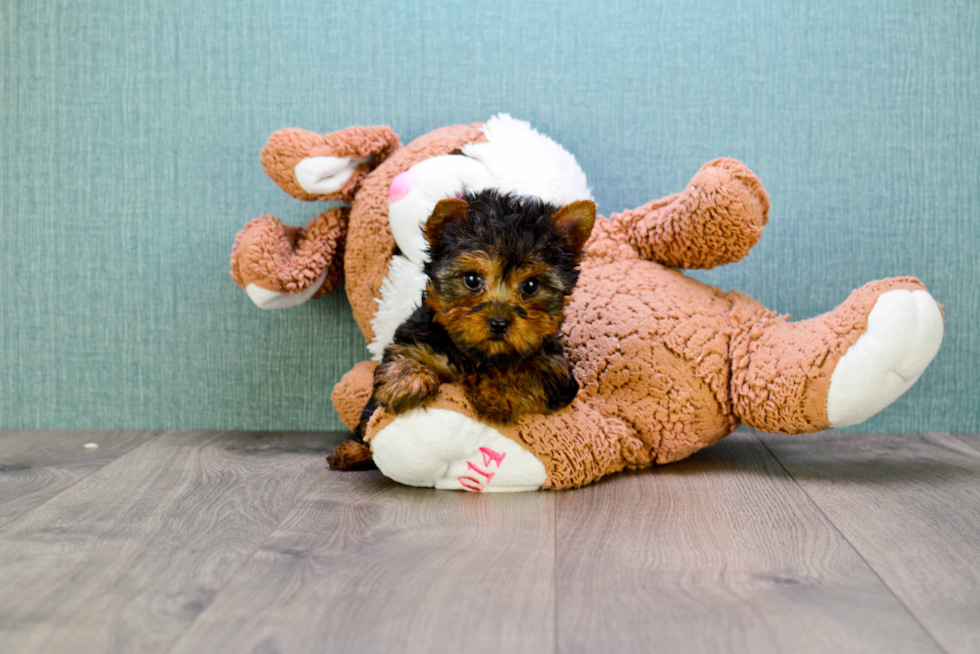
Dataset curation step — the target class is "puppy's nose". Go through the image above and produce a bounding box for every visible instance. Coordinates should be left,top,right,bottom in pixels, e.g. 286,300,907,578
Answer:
488,317,509,335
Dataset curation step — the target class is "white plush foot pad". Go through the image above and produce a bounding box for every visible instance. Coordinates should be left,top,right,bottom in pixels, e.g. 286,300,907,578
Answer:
827,289,943,428
294,155,370,195
370,408,547,492
245,270,327,310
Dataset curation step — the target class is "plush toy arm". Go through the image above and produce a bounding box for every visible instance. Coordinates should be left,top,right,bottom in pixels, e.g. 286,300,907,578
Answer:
588,158,770,269
230,207,347,309
261,125,400,202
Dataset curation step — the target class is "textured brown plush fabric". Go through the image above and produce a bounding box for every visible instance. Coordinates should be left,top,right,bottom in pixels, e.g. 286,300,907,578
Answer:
343,124,486,340
230,207,348,295
586,158,769,269
361,383,642,490
234,121,940,490
563,260,740,467
727,278,928,433
261,125,400,202
332,360,377,431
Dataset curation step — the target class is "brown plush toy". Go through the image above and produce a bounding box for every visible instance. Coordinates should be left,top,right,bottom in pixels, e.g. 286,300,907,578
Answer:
231,115,944,491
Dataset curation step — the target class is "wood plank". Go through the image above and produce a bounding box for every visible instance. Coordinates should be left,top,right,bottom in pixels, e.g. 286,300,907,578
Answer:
0,429,156,528
759,431,980,654
0,430,342,654
170,469,555,654
556,431,941,654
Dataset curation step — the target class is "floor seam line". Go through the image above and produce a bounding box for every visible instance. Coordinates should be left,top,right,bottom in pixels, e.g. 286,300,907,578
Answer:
161,449,329,654
947,432,980,456
0,430,163,531
754,432,952,654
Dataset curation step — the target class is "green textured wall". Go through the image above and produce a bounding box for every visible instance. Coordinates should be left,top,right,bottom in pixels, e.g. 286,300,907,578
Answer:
1,0,976,432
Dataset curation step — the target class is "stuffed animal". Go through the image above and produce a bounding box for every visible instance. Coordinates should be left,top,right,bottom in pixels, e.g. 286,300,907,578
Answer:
231,115,944,491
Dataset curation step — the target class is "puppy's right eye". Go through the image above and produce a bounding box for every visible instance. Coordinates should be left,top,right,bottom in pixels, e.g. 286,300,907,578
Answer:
463,272,484,291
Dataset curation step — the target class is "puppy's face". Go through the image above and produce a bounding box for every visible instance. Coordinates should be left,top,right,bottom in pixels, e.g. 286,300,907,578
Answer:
422,191,595,361
427,250,567,359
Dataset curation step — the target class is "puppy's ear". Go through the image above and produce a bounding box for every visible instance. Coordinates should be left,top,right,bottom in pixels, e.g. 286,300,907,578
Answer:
424,198,468,245
550,200,596,255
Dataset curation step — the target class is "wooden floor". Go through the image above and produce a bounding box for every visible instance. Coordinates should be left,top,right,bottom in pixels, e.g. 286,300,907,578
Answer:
0,430,978,653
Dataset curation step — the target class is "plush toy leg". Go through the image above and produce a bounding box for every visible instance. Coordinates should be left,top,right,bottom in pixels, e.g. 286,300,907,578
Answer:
587,158,769,269
261,125,400,202
728,278,943,433
370,408,548,492
365,385,549,492
825,286,944,427
231,207,347,309
364,385,650,491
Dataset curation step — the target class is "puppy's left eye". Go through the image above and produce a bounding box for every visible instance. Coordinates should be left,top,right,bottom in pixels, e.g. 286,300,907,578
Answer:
520,279,539,296
463,272,484,291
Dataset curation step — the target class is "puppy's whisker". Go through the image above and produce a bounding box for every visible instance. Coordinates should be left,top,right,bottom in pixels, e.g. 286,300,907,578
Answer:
467,302,490,315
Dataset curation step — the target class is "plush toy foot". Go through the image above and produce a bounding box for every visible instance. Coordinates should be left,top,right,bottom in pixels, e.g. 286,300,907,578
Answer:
827,289,944,428
244,270,329,309
261,126,400,201
369,408,547,492
230,209,346,309
596,157,769,269
326,438,377,471
294,155,371,196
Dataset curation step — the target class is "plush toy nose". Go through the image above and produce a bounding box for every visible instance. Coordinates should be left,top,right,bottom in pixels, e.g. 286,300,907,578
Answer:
488,316,510,335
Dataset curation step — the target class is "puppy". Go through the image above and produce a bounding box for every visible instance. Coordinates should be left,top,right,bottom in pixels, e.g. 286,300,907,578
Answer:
327,189,595,470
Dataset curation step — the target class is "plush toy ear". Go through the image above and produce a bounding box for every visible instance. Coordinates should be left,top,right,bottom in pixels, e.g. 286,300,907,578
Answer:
424,198,469,245
550,200,596,255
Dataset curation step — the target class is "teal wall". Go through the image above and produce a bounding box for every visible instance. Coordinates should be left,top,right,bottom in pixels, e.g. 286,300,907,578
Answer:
1,0,977,432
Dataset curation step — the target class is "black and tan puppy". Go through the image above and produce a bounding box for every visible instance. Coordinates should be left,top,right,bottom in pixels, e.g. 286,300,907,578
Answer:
327,189,595,470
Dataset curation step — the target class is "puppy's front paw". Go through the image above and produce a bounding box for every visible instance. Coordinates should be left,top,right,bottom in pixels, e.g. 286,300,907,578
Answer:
375,360,441,414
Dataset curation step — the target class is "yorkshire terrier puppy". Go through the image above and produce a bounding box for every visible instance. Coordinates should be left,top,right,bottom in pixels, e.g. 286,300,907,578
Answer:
327,189,595,471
